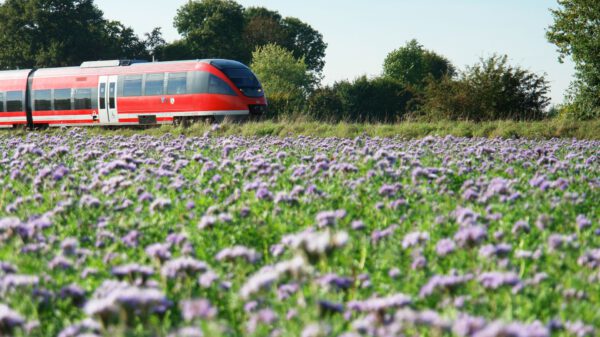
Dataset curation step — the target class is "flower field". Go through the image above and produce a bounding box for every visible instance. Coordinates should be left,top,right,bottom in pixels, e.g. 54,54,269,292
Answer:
0,128,598,337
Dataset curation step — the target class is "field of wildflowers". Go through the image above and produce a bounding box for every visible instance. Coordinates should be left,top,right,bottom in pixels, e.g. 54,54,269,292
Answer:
0,128,598,337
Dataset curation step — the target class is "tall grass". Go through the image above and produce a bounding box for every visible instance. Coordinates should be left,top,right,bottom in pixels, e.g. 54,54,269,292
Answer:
3,119,599,139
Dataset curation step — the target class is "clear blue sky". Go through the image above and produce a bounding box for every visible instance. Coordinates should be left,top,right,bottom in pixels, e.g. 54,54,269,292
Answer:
95,0,574,104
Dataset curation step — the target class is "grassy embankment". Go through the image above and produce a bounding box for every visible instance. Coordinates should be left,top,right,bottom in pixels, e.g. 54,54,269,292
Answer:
3,119,600,139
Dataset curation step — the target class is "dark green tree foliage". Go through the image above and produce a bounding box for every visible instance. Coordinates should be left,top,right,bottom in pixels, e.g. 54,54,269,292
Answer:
144,27,167,61
383,39,455,88
547,0,600,120
0,0,148,69
307,77,415,122
170,1,326,74
173,0,245,61
280,17,326,74
423,55,550,121
242,7,287,56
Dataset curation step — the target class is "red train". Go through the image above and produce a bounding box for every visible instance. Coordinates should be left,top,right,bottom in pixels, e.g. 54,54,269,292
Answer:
0,59,267,128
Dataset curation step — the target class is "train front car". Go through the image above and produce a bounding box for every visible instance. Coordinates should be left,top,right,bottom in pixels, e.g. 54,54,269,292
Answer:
205,59,267,120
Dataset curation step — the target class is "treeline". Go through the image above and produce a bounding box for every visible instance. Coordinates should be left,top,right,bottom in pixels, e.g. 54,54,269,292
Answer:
0,0,596,122
0,0,326,73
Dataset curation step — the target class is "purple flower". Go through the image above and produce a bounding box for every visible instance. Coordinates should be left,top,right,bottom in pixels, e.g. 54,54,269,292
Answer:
402,231,429,249
145,243,172,261
576,215,592,230
215,246,261,264
478,271,520,290
315,209,347,228
0,304,25,334
436,238,457,256
180,299,217,321
347,293,412,312
316,273,353,291
161,257,208,279
454,226,487,247
420,273,473,297
371,224,399,244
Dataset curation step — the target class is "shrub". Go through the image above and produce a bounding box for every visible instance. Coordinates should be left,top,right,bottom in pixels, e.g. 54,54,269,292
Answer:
422,55,551,121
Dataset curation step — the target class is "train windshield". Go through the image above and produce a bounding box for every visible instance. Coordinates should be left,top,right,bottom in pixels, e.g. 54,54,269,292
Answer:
222,68,264,98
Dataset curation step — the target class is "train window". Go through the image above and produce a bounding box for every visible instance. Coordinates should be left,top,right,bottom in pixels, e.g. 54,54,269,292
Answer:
109,83,115,109
123,75,142,97
145,73,164,96
74,88,92,110
99,83,106,109
208,75,237,96
54,89,72,111
0,93,4,112
167,72,187,95
34,90,52,111
6,91,23,112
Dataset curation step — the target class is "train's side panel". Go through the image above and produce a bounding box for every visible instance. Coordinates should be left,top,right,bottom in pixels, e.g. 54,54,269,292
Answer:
0,60,266,127
0,70,30,128
30,73,99,126
115,63,250,124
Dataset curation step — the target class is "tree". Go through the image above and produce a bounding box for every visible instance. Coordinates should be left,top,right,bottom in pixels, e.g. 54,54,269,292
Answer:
144,27,166,61
241,7,326,74
242,7,287,60
250,44,316,116
103,21,149,60
423,55,550,121
173,0,245,61
383,39,455,89
547,0,600,119
280,17,327,74
0,0,147,69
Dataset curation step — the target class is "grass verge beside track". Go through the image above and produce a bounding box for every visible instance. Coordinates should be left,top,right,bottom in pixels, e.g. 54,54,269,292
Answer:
3,119,599,139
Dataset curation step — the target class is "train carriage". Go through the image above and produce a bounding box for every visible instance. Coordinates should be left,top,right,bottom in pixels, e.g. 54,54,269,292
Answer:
0,59,267,128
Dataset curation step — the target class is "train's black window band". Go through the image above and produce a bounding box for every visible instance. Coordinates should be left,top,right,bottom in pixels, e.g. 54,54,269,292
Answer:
167,72,187,95
208,75,237,96
123,75,142,97
99,83,106,109
145,73,164,96
6,91,23,112
74,88,92,110
109,83,115,109
0,92,4,112
54,89,72,111
33,90,52,111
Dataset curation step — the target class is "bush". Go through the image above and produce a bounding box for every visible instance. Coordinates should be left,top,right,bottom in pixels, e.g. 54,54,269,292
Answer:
250,44,316,117
422,55,551,121
307,76,416,123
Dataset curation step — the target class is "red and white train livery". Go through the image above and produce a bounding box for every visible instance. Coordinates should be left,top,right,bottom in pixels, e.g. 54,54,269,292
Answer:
0,59,267,128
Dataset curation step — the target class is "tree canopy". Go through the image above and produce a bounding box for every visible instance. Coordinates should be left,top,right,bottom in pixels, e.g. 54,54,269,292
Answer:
173,0,245,61
383,39,455,88
0,0,149,69
170,1,326,74
547,0,600,119
250,44,316,116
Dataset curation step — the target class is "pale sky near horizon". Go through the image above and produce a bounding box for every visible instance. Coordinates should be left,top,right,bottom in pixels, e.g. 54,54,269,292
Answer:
95,0,575,105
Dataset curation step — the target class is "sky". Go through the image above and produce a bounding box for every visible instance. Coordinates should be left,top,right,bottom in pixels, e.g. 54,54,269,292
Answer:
95,0,575,104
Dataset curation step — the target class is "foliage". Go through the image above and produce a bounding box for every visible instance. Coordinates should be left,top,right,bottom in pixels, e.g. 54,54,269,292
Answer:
250,44,316,117
0,0,151,68
169,1,327,74
383,39,455,89
310,76,415,122
547,0,600,120
144,27,166,61
422,55,551,121
173,0,245,61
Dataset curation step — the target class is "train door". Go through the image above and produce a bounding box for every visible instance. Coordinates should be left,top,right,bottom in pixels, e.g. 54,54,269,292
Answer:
98,75,118,123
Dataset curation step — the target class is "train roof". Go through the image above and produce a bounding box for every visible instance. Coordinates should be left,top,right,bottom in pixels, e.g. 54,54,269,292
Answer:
0,59,251,80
